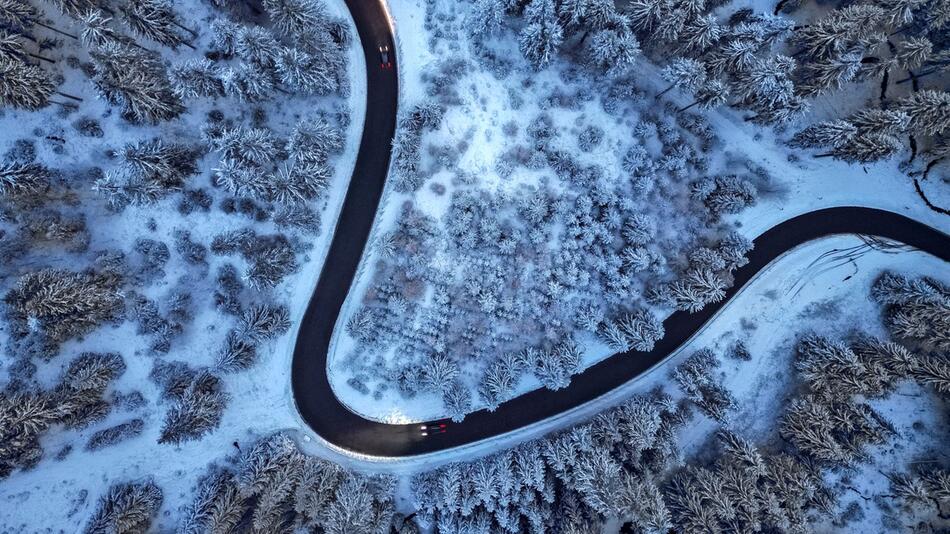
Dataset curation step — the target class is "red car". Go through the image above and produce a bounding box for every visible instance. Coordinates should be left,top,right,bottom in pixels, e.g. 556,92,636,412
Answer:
420,423,447,436
379,45,392,69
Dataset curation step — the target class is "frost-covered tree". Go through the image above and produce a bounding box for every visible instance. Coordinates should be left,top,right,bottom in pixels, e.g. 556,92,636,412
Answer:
673,349,736,422
170,58,224,99
78,10,135,48
119,0,192,49
898,90,950,137
657,57,706,98
84,480,163,534
275,46,337,94
0,57,57,110
157,369,227,444
262,0,327,37
871,271,950,353
4,268,124,349
520,0,563,69
469,0,507,37
89,42,184,123
45,0,99,18
235,25,281,68
0,161,50,200
588,24,640,76
220,64,276,102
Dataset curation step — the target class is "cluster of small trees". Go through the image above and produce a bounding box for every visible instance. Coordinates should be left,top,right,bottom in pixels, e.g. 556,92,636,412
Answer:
391,102,445,192
781,320,949,466
179,433,396,533
174,0,345,105
205,114,344,210
472,0,641,75
348,105,752,419
649,231,752,313
412,391,687,533
872,271,950,355
1,351,125,479
786,0,950,164
92,138,199,209
665,430,833,533
150,362,227,444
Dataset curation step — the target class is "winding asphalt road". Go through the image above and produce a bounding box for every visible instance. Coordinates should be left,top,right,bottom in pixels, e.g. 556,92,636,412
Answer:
291,0,950,457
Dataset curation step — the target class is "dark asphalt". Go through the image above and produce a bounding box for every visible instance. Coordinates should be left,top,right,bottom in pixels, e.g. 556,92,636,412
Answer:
290,2,950,457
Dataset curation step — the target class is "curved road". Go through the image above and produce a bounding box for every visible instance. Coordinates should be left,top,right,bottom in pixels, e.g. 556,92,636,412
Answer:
291,1,950,457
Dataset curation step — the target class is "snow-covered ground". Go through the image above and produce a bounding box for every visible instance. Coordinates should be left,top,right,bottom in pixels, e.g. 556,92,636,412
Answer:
0,0,367,530
325,0,950,423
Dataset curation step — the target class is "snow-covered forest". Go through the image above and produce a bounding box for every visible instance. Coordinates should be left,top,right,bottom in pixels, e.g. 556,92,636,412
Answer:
1,0,948,530
330,0,949,422
407,267,950,533
1,0,365,528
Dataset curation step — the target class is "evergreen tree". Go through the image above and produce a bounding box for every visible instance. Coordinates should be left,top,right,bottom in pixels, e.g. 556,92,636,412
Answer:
262,0,327,38
790,119,858,148
84,480,163,534
89,42,184,123
78,9,133,48
275,46,336,94
119,0,191,50
899,90,950,136
0,161,50,199
170,58,224,99
519,0,563,69
0,57,56,110
657,57,706,98
46,0,100,18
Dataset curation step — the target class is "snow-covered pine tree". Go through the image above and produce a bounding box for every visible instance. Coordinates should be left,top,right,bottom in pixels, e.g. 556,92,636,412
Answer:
899,90,950,137
0,57,56,110
286,115,344,164
469,0,507,37
83,480,163,534
678,14,722,54
790,119,858,148
178,470,246,534
0,0,41,31
828,131,903,163
210,17,241,55
45,0,99,18
220,64,276,102
275,46,337,94
4,268,124,348
519,0,563,69
216,330,258,372
158,370,228,444
78,9,134,48
442,380,473,422
235,25,281,68
657,57,707,98
0,161,50,199
238,303,291,341
119,0,191,50
89,42,184,123
616,308,664,351
588,23,640,77
170,58,224,99
262,0,327,38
